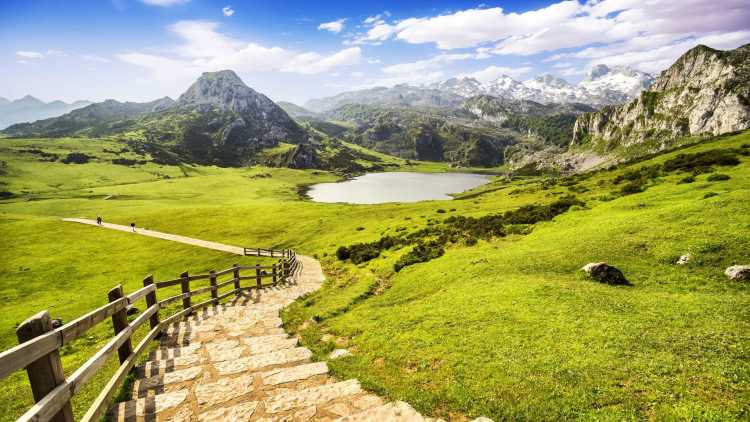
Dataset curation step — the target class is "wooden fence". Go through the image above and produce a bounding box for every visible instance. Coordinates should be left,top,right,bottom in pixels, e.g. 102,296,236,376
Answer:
0,248,298,422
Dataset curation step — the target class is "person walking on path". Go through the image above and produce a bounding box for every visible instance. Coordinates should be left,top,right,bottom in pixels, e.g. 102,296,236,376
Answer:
130,222,136,232
97,216,102,225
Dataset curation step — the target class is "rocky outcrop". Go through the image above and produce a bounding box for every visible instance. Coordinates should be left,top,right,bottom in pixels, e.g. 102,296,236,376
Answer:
572,44,750,153
725,265,750,281
582,262,630,285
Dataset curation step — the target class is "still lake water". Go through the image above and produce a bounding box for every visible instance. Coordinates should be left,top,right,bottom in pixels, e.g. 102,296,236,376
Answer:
307,172,490,204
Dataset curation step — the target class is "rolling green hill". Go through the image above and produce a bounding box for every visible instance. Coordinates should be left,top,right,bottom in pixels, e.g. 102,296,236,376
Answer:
0,130,748,420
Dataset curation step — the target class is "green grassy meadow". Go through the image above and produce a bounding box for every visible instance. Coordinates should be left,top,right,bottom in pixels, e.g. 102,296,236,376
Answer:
0,133,749,420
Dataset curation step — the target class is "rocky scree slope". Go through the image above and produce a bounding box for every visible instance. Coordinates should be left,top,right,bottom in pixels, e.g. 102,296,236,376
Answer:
572,44,750,154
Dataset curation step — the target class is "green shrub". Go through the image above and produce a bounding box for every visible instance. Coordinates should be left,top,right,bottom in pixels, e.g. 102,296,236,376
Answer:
336,246,350,260
707,174,730,181
678,176,695,184
62,153,92,164
703,192,719,199
394,241,445,272
620,180,645,195
662,149,740,172
436,209,446,214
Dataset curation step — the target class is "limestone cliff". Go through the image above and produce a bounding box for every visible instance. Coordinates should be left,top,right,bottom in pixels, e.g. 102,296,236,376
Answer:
572,44,750,153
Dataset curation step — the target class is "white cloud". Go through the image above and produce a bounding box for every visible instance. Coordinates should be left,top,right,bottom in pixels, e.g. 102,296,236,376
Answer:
16,51,44,59
458,65,533,82
141,0,189,6
382,53,474,75
281,47,361,74
318,19,346,34
118,20,361,84
222,6,234,17
344,0,750,76
81,54,111,63
46,49,66,56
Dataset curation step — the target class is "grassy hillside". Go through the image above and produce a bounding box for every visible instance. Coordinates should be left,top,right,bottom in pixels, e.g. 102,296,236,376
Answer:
0,132,748,420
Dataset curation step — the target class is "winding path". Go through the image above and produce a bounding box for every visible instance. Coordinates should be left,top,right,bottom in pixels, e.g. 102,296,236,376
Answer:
62,219,484,421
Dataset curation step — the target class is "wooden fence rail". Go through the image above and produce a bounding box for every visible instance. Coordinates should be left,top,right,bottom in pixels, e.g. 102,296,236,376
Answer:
0,247,298,422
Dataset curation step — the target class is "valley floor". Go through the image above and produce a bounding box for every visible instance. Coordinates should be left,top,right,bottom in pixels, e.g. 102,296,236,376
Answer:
0,133,749,420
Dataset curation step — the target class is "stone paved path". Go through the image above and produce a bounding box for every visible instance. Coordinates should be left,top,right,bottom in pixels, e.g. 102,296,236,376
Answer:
65,219,491,421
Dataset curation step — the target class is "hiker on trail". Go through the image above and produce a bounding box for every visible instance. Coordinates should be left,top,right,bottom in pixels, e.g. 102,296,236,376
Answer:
96,217,102,225
131,222,136,232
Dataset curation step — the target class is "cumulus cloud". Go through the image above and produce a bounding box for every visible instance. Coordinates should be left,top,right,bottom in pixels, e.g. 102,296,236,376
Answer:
458,65,533,82
318,19,346,34
382,53,474,75
16,51,44,59
222,6,234,17
118,20,361,84
141,0,189,6
348,0,750,75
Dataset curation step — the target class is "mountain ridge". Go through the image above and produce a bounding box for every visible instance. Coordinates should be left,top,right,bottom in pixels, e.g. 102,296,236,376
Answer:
572,43,750,155
305,66,654,113
0,96,93,129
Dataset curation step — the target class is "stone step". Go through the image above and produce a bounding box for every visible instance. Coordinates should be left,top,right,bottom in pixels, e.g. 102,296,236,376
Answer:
260,361,329,386
243,333,298,355
148,343,201,361
194,374,255,408
197,401,259,422
135,354,202,378
263,379,362,414
111,389,189,422
132,366,203,398
214,347,313,375
334,401,445,422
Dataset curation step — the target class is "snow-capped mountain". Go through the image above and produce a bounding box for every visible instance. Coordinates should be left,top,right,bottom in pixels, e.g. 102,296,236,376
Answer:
432,66,654,106
305,66,654,112
579,64,655,100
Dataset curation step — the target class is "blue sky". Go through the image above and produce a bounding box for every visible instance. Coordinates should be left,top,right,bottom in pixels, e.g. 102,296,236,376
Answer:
1,0,749,104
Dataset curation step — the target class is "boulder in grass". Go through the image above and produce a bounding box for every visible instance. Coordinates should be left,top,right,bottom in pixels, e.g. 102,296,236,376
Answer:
725,265,750,281
582,262,630,285
677,254,692,265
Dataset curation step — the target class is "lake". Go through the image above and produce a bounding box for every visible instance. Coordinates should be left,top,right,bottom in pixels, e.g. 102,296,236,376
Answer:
307,172,491,204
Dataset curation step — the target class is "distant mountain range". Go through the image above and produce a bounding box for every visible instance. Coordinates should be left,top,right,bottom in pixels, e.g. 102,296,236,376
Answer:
0,96,92,129
3,44,748,173
305,65,655,112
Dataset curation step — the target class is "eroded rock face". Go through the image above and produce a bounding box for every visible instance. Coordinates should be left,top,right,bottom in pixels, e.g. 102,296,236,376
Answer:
572,44,750,154
582,262,630,285
725,265,750,281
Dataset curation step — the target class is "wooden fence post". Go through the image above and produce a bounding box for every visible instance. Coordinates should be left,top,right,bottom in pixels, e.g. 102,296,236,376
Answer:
233,264,240,296
180,271,191,311
210,270,218,303
107,285,133,364
143,275,159,330
272,263,277,284
16,311,74,422
256,265,261,287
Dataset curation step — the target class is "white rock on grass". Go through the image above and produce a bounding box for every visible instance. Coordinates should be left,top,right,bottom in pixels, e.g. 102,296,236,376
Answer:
725,265,750,281
676,254,692,265
329,349,352,359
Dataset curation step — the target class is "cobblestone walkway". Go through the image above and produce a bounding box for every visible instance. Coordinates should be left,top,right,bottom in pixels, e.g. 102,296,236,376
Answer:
63,220,490,421
110,255,468,421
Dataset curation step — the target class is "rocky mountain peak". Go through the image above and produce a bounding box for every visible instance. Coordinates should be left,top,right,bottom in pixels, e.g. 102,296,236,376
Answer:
529,74,571,88
178,69,267,114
